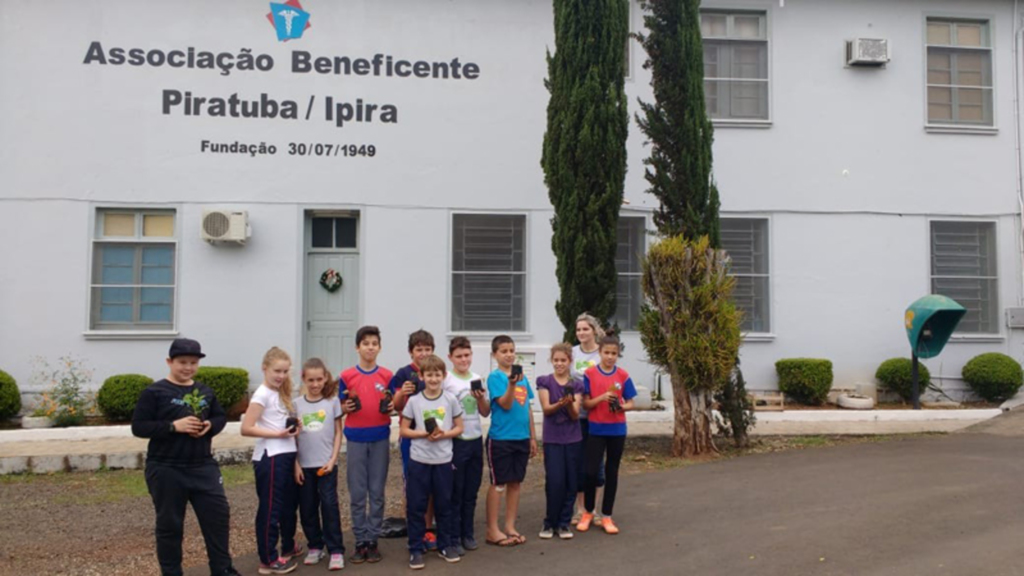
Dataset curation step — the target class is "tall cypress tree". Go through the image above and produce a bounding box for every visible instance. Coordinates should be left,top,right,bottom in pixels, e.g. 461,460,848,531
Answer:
636,0,720,246
542,0,630,342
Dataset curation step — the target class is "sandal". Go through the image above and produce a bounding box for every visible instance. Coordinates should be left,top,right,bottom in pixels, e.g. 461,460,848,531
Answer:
486,536,519,547
508,533,527,545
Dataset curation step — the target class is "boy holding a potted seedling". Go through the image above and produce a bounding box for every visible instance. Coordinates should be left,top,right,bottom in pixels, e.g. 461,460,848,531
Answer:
131,338,240,576
399,354,464,569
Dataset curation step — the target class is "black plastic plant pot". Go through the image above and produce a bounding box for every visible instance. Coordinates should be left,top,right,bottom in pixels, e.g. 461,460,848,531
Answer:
424,417,437,434
285,416,299,432
471,379,483,392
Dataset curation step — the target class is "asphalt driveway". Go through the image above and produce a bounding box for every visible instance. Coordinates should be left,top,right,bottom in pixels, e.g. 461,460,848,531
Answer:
198,411,1024,576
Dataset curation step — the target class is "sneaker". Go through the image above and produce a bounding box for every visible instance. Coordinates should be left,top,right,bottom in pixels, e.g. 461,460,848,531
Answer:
328,553,345,571
454,543,466,556
409,551,425,570
539,526,554,540
424,531,438,551
601,517,620,535
349,544,368,564
366,542,383,563
218,568,244,576
304,548,325,565
280,544,305,562
438,547,461,563
557,526,574,540
462,536,479,551
258,558,298,575
576,512,595,532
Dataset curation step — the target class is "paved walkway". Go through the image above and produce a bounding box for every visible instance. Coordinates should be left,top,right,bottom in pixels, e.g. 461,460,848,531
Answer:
201,408,1024,576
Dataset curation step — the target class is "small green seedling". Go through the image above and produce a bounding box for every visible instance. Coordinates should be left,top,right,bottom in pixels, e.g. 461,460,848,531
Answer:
182,389,207,420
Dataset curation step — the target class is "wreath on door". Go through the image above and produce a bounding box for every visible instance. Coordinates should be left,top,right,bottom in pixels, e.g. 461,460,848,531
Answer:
319,268,343,293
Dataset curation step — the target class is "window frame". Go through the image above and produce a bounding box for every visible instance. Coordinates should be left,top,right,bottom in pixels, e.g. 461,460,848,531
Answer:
610,214,648,332
85,207,180,339
700,7,773,128
923,14,998,134
720,215,773,338
448,211,530,336
928,218,1001,337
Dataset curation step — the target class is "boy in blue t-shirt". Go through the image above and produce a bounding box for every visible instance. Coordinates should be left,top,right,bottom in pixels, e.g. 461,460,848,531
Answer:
484,335,537,547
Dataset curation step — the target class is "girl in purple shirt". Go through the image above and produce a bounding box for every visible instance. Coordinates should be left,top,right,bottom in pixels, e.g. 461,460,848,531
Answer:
536,343,584,540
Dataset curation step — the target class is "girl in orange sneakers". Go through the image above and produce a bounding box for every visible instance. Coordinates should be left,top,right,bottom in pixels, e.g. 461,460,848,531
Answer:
577,336,636,535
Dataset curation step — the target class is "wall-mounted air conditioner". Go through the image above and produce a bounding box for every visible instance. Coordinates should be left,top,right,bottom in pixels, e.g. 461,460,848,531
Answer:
846,38,890,66
201,210,250,244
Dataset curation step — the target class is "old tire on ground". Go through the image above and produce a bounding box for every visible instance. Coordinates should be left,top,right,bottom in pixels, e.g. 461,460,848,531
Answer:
837,394,875,410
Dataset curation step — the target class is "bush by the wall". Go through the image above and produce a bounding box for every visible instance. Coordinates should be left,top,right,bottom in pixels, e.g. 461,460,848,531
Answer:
776,358,833,406
0,370,21,419
962,353,1023,403
195,367,249,409
96,374,153,421
875,358,932,402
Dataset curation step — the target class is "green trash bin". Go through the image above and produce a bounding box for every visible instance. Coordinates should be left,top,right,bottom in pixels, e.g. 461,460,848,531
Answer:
903,295,966,408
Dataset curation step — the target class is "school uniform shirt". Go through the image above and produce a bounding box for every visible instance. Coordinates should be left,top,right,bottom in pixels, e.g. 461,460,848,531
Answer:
295,395,343,469
535,375,583,444
442,371,485,441
338,365,394,443
250,384,297,461
583,365,638,437
487,369,535,441
402,390,464,465
572,345,601,419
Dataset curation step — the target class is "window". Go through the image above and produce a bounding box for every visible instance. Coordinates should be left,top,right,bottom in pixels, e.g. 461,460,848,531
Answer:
721,218,770,333
930,221,998,334
451,214,526,332
311,216,357,249
702,10,769,121
611,217,646,331
926,18,993,126
90,209,176,331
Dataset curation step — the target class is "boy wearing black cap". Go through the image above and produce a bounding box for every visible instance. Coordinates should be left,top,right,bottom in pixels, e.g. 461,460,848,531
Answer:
132,338,240,576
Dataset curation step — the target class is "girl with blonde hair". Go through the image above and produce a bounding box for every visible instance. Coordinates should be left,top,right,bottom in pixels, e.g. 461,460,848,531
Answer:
242,346,303,573
572,313,606,525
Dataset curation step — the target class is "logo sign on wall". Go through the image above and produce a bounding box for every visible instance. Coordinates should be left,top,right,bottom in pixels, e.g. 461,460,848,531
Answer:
80,0,484,158
267,1,311,42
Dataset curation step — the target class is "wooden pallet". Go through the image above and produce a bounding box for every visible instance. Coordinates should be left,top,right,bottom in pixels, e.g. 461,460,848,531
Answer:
747,390,785,411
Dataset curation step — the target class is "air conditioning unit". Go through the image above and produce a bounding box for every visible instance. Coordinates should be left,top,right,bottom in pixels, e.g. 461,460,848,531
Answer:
846,38,890,66
201,210,250,244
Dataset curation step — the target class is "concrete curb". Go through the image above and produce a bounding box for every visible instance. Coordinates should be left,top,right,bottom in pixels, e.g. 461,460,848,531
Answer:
0,408,1003,475
0,409,1000,443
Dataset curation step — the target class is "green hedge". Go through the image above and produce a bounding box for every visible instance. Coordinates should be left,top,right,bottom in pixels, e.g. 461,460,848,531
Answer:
195,367,249,409
962,353,1023,403
0,370,21,419
875,358,931,402
97,374,153,421
776,358,833,406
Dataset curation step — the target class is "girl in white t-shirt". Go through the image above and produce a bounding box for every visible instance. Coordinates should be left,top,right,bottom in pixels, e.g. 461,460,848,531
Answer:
241,346,303,573
572,313,605,525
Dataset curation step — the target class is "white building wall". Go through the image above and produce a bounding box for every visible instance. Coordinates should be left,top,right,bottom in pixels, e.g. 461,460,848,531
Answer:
1,0,1021,401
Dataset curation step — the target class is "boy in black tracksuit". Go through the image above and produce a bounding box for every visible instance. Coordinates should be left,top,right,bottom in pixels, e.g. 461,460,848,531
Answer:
132,338,240,576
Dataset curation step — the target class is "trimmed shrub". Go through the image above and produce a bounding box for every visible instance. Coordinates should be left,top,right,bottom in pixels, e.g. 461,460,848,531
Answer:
776,358,833,405
97,374,153,421
195,367,249,409
0,370,21,419
962,353,1023,403
875,358,932,402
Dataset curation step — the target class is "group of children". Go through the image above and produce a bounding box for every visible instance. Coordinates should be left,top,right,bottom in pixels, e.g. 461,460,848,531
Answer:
132,312,637,575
